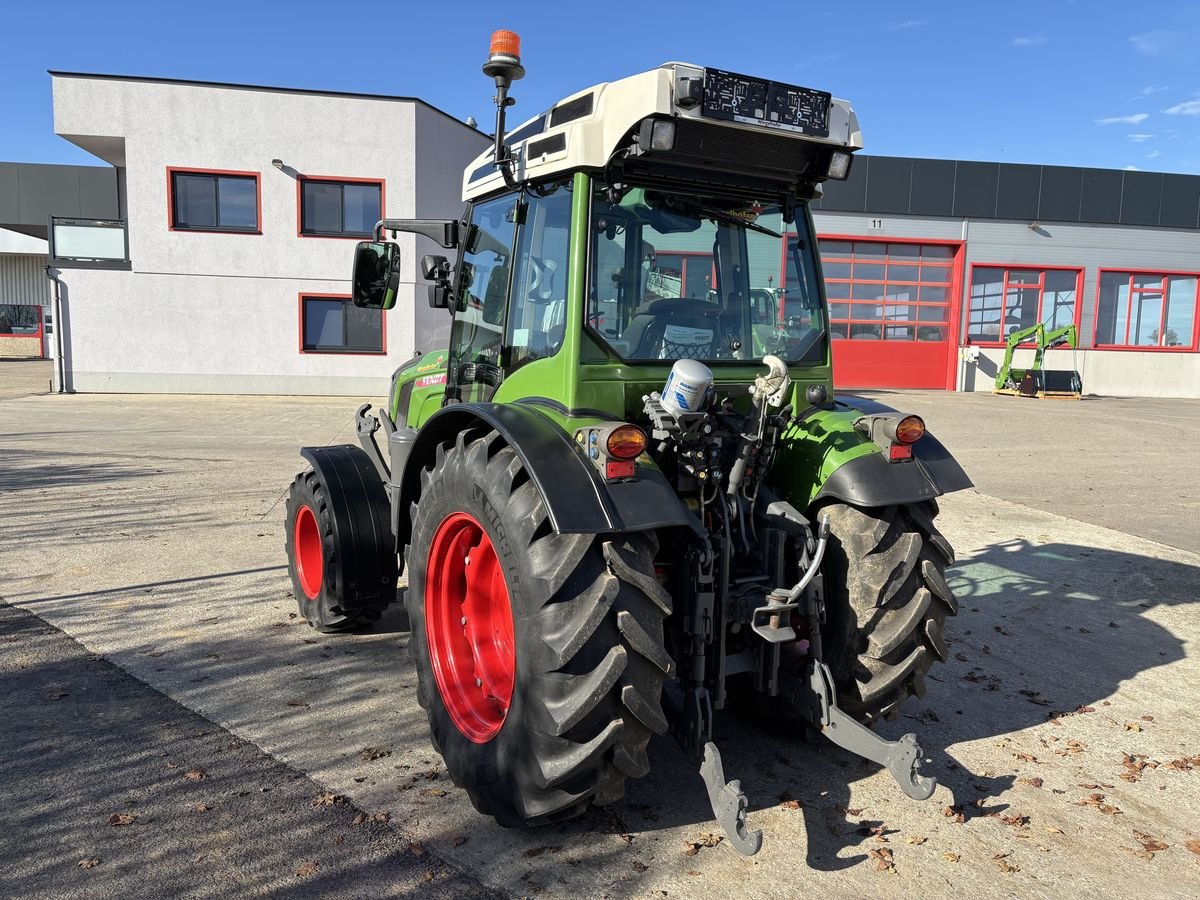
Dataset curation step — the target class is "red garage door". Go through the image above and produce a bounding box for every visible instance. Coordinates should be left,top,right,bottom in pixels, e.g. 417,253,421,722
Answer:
819,237,964,389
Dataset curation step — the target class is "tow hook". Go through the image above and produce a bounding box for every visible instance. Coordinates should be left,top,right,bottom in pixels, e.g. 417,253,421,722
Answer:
806,661,937,801
699,742,763,856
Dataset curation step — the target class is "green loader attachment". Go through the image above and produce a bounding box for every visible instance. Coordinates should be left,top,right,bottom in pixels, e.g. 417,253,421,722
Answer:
994,323,1083,399
282,30,973,856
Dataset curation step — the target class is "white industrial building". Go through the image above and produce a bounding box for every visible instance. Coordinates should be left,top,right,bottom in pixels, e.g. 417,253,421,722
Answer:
47,72,488,394
5,70,1197,398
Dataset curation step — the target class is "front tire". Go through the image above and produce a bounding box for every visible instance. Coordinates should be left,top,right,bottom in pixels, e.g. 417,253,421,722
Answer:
404,430,672,826
820,500,958,722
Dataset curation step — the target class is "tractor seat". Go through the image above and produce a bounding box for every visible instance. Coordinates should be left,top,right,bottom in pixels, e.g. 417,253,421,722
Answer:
624,297,720,359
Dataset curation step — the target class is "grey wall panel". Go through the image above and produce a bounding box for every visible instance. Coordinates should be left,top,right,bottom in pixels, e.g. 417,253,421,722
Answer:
0,168,20,224
814,157,868,211
952,161,999,218
78,168,121,218
995,164,1041,221
0,254,51,306
909,158,956,216
864,156,912,214
1038,167,1083,222
1159,174,1200,229
1120,171,1164,227
1080,168,1123,224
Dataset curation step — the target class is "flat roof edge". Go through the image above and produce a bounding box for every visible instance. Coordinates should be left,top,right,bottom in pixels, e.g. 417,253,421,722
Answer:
47,70,486,139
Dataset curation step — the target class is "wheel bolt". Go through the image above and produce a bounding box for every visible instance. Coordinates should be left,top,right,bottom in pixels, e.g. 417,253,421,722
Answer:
461,616,467,625
475,677,482,687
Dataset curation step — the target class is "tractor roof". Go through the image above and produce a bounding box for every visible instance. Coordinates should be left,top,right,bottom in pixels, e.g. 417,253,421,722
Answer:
463,62,862,201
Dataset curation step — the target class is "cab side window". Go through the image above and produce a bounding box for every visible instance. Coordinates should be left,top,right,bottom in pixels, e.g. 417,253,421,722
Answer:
452,195,518,370
506,185,572,369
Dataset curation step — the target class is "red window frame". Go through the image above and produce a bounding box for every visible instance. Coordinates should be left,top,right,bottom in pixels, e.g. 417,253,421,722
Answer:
814,235,964,344
0,304,43,342
296,175,387,240
965,264,1083,348
1092,268,1200,352
298,292,387,356
649,250,716,299
166,167,262,235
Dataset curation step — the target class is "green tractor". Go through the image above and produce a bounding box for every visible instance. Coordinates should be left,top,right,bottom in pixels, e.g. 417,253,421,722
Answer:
283,31,971,855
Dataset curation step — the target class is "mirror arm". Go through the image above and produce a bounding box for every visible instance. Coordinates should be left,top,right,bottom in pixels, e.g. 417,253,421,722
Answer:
373,218,460,248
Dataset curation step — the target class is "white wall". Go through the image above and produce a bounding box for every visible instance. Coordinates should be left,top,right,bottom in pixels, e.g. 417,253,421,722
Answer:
960,347,1200,398
52,75,487,394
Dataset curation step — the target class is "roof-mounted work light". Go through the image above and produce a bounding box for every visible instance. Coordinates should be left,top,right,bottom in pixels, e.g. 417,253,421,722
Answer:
483,29,525,189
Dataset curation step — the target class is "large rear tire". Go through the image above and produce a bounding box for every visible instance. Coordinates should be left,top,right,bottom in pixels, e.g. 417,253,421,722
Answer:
404,430,672,826
820,500,958,722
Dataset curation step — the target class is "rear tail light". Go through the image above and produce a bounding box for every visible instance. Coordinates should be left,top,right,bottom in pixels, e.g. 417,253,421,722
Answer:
606,424,648,460
894,415,925,445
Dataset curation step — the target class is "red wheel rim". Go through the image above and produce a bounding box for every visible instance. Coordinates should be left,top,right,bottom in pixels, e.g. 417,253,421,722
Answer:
425,512,515,743
293,505,323,600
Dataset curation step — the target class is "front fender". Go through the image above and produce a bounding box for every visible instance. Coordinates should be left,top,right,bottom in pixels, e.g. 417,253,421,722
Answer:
393,402,699,551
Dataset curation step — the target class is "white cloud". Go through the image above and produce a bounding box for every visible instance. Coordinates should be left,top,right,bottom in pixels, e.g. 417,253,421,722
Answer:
890,19,929,29
1095,113,1149,125
1124,165,1140,171
1164,100,1200,115
1130,30,1175,53
1129,85,1170,100
1147,149,1161,158
1127,133,1156,142
1010,34,1049,47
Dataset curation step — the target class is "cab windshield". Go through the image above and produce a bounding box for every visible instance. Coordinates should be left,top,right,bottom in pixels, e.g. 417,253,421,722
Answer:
588,185,826,365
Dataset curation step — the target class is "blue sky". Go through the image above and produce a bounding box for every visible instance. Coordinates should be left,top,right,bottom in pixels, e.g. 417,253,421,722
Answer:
2,0,1198,173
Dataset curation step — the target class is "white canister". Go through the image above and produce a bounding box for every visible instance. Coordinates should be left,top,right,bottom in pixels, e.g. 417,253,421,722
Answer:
660,359,714,417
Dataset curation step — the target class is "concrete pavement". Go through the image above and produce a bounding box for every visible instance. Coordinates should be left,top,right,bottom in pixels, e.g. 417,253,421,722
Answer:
2,389,1199,898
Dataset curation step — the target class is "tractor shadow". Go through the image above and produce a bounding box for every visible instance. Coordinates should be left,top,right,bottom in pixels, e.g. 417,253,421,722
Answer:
605,537,1196,870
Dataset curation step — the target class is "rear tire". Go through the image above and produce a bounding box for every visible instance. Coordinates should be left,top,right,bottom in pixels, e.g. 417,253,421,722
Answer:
820,500,958,722
404,429,672,826
285,470,385,633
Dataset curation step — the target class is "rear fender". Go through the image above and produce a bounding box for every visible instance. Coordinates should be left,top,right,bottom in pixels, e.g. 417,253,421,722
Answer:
392,402,699,553
298,445,396,610
778,395,972,509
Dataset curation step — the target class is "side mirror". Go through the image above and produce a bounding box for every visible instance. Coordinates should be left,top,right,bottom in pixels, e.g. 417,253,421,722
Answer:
351,241,401,310
421,254,454,310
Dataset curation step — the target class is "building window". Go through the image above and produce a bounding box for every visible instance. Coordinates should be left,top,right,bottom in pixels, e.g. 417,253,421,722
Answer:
1095,271,1198,349
169,169,260,233
966,266,1081,344
300,294,384,354
299,178,383,238
820,240,954,341
0,304,42,337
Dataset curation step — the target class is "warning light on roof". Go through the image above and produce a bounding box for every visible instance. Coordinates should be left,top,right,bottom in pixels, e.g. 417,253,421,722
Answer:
484,30,525,82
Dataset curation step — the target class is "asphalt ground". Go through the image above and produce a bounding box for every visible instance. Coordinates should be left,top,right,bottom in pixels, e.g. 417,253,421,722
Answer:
0,605,496,899
2,387,1200,898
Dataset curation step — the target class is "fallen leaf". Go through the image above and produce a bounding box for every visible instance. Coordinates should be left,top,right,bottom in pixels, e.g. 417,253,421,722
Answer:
1013,752,1038,763
1134,831,1169,854
409,843,426,858
184,768,205,781
1045,826,1064,834
1019,689,1051,706
371,812,390,824
780,799,800,810
452,835,467,847
618,833,635,845
77,858,101,869
359,746,392,761
994,852,1020,873
631,860,648,872
421,788,447,798
943,804,965,824
1141,715,1154,722
1001,813,1030,828
869,846,895,873
295,861,319,877
352,812,367,825
523,846,562,858
107,813,136,827
954,652,969,662
906,835,928,845
1123,722,1143,733
311,793,346,808
286,699,309,708
1019,777,1044,788
942,851,960,863
47,690,70,700
1184,840,1200,856
193,804,212,812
